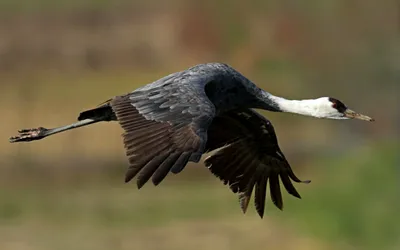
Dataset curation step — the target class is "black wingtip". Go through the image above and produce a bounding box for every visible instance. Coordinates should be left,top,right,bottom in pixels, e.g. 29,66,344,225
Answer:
124,168,138,184
136,179,146,189
256,208,264,218
239,193,250,214
274,202,284,211
124,175,133,184
293,193,302,199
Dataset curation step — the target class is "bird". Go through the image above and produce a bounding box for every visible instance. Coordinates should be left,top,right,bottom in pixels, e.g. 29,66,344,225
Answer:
9,63,374,218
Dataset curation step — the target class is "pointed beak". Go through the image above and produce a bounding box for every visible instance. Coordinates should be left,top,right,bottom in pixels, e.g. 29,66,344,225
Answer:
343,109,375,121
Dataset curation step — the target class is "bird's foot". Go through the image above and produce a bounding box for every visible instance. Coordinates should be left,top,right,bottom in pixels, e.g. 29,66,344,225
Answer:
9,127,48,143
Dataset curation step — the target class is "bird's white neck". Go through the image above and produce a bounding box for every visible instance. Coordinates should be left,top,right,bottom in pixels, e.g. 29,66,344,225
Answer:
267,95,329,118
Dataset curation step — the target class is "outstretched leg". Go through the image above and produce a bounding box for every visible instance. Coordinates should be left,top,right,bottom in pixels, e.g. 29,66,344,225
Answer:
9,119,100,143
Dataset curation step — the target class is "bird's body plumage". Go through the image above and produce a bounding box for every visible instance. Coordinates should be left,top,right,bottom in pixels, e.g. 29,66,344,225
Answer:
9,62,373,218
78,63,308,217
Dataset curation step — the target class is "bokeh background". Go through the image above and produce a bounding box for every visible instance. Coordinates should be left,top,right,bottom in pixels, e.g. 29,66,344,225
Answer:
1,1,399,250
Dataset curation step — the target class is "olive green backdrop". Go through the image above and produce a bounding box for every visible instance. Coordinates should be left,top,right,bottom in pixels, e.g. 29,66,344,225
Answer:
0,1,398,249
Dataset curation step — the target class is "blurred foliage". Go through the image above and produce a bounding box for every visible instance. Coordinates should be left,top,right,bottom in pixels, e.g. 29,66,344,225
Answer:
0,143,398,250
0,0,399,249
281,142,399,250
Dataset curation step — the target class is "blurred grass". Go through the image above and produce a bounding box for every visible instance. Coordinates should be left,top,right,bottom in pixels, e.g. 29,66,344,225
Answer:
0,0,126,12
0,0,195,13
0,141,398,250
281,142,399,250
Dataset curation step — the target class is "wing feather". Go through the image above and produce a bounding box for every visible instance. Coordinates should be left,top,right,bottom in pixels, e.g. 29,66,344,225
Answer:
205,109,310,218
280,173,301,199
110,73,215,188
255,170,269,218
150,152,183,186
269,172,283,210
137,153,171,188
167,151,192,174
238,173,257,214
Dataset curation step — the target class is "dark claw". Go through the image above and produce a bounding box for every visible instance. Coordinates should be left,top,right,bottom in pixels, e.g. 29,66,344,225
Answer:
9,127,48,143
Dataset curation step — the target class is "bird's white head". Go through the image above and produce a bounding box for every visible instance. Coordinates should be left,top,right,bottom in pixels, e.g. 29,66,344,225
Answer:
269,95,374,121
315,97,374,121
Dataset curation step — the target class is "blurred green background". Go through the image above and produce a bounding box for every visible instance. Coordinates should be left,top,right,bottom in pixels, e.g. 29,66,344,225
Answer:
1,0,399,250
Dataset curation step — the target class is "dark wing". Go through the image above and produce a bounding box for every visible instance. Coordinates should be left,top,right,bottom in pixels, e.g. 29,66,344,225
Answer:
204,109,310,218
110,71,216,189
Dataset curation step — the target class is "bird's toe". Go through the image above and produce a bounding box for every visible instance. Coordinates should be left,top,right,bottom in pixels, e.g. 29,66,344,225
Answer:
9,127,48,143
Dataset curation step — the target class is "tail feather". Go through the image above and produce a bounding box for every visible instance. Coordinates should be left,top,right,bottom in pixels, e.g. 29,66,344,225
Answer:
78,101,116,121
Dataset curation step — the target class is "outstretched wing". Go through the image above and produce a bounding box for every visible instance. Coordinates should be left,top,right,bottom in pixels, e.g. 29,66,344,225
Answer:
205,109,310,218
110,72,216,189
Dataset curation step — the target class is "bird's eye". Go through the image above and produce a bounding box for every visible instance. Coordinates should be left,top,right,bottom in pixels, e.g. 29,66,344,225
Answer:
328,97,347,113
